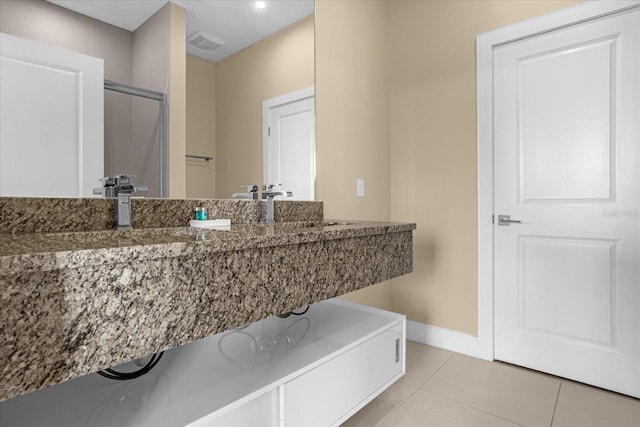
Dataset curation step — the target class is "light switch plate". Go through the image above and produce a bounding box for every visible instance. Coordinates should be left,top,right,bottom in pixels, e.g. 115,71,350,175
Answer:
356,178,365,197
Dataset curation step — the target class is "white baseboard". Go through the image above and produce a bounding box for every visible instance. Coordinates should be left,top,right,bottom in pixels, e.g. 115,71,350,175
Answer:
406,320,491,360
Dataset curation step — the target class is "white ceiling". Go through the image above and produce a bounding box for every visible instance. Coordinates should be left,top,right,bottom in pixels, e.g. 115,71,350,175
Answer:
47,0,314,62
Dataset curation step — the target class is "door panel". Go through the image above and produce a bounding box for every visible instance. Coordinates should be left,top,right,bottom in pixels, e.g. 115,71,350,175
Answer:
517,236,616,347
0,33,103,197
518,37,615,202
494,7,639,397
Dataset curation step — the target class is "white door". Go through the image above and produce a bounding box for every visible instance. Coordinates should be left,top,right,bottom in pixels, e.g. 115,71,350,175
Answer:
263,87,315,200
0,32,103,197
494,7,640,397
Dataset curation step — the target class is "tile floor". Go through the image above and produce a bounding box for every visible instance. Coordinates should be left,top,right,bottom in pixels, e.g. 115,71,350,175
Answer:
342,341,640,427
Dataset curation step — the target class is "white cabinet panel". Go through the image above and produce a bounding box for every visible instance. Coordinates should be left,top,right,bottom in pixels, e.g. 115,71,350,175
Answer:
284,323,404,427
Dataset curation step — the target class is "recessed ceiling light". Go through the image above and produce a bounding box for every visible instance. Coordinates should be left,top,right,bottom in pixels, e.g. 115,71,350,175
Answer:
255,1,266,9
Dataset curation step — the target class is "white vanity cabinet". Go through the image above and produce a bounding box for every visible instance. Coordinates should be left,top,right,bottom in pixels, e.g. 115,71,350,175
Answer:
191,300,405,427
0,300,405,427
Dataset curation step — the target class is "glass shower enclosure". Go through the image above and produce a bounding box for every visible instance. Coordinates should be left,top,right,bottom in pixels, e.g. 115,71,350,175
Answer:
104,80,167,198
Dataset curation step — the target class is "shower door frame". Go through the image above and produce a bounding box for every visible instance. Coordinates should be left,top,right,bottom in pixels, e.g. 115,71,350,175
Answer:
104,80,168,198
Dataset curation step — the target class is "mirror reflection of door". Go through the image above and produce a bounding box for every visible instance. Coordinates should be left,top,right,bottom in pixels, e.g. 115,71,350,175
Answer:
0,33,103,198
263,87,315,201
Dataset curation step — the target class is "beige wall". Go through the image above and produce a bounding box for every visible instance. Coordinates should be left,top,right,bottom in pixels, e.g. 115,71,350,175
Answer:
315,1,394,311
386,0,581,335
215,15,314,199
186,54,216,198
316,0,582,332
314,0,581,333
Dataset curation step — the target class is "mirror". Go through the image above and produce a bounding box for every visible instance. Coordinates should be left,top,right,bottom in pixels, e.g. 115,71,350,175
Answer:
0,0,314,199
210,7,315,201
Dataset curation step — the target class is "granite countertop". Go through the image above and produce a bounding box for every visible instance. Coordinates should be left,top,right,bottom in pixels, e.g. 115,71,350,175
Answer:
0,221,415,274
1,216,415,401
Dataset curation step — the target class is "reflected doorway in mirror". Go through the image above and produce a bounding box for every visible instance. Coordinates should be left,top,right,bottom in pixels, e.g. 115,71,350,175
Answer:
263,87,315,201
0,33,103,198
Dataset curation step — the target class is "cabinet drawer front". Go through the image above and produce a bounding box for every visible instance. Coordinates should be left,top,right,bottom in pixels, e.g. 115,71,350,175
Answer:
284,322,405,427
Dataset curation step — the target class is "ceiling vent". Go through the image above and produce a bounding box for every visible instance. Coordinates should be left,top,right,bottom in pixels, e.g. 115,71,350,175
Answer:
187,31,225,51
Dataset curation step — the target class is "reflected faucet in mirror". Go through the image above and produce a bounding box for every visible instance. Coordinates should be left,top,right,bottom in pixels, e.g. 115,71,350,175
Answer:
231,185,259,200
93,175,147,230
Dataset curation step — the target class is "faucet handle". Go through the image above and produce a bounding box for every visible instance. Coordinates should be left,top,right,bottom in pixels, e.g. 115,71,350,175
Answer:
98,176,116,186
240,184,258,192
111,175,147,194
115,174,132,187
95,177,117,197
262,183,282,192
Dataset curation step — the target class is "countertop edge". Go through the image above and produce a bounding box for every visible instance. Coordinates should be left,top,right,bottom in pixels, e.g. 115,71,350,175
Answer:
0,222,417,274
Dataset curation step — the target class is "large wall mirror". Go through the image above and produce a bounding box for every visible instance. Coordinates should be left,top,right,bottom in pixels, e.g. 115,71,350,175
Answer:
0,0,314,199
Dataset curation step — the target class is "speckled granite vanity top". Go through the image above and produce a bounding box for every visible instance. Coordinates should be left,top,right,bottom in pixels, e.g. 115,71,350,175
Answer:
0,197,415,401
0,221,414,273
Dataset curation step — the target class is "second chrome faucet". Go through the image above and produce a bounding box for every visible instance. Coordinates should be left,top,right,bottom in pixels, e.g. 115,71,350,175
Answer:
262,184,293,224
231,184,293,223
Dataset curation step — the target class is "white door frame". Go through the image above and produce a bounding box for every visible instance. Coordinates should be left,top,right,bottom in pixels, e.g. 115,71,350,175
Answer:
262,86,315,197
476,0,640,361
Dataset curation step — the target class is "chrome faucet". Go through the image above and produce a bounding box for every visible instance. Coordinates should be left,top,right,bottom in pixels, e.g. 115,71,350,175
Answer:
93,175,148,230
262,184,293,223
231,184,259,200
